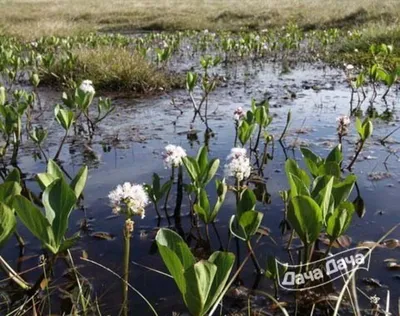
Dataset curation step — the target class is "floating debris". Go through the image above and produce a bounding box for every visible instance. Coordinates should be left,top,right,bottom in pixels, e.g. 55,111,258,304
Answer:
368,172,392,181
90,232,116,241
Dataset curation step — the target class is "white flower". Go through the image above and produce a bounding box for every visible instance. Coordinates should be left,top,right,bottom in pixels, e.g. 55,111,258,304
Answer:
163,144,187,168
345,64,354,71
108,182,149,218
203,29,209,34
227,147,247,160
233,107,245,121
31,41,38,48
255,35,260,41
125,218,134,232
224,148,251,181
369,295,380,305
79,80,95,94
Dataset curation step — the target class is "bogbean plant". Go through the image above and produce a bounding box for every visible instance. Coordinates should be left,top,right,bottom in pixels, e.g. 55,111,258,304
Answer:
0,160,87,297
277,116,374,290
345,43,400,114
185,55,221,131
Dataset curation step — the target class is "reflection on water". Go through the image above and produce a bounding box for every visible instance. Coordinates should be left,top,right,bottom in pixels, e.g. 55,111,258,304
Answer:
2,62,400,314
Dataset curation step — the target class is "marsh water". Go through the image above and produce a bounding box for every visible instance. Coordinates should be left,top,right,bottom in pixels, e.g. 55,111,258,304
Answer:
2,58,400,314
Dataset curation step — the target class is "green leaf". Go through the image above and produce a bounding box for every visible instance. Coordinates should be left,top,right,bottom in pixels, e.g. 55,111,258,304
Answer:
317,161,341,178
70,165,88,199
183,261,216,316
209,180,227,222
203,252,235,313
326,145,343,165
300,147,322,177
42,178,77,246
326,202,355,240
288,195,322,245
237,189,256,216
47,160,64,180
194,204,208,224
5,169,21,183
197,146,208,173
156,228,195,293
203,158,219,185
55,105,75,131
12,195,57,253
311,176,334,220
36,173,58,190
287,173,310,198
0,181,22,205
238,121,255,146
239,210,263,238
195,189,211,223
363,119,373,140
254,106,267,126
182,157,200,183
230,210,263,241
0,202,16,247
285,159,310,187
332,174,357,206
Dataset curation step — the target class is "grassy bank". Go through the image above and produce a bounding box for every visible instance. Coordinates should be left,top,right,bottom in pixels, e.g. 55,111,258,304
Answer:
1,0,400,39
41,47,180,93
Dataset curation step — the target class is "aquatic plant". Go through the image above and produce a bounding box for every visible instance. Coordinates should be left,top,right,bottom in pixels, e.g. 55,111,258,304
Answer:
156,228,235,316
108,181,149,315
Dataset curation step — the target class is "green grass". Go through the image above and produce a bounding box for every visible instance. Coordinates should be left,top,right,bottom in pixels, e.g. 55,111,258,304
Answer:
1,0,400,39
41,47,181,93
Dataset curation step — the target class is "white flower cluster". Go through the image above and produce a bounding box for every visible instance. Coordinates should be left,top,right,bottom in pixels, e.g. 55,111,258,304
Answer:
233,107,245,121
336,115,351,136
163,144,187,168
79,80,95,94
224,148,251,181
108,182,149,218
344,63,354,71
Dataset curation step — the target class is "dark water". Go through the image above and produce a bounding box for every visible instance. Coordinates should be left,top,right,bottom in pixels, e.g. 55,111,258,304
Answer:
1,61,400,315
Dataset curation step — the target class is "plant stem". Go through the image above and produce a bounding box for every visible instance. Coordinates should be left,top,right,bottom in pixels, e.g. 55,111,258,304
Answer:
173,165,183,220
205,224,211,246
279,110,291,141
54,129,69,161
347,140,365,171
247,240,262,274
253,123,262,152
122,224,131,316
163,167,174,225
14,231,25,248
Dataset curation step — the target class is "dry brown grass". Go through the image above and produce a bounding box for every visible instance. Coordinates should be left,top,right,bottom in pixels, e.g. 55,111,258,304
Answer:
42,47,180,92
2,0,400,39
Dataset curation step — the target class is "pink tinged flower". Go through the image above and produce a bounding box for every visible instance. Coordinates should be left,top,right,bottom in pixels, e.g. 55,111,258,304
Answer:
336,115,351,136
233,107,245,121
108,182,149,218
163,144,187,168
